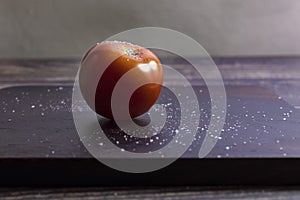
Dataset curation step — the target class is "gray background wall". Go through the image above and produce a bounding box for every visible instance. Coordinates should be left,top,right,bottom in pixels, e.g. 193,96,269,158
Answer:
0,0,300,58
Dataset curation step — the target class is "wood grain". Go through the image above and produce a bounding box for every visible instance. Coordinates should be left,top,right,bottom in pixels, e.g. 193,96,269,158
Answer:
0,57,300,84
1,57,299,107
1,187,300,199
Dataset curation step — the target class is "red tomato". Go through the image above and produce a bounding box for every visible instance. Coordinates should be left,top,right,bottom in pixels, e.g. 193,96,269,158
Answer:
79,41,163,119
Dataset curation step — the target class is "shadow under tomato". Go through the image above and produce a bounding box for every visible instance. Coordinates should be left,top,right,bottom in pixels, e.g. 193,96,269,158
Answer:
98,86,181,153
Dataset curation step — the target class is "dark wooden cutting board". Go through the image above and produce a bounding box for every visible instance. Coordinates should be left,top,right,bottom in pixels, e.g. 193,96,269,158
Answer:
0,84,299,186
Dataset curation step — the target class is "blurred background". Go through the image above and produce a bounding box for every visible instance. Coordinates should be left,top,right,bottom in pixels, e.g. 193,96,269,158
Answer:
0,0,300,58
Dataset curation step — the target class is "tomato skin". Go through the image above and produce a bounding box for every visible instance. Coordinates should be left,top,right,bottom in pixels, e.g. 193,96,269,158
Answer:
79,41,163,119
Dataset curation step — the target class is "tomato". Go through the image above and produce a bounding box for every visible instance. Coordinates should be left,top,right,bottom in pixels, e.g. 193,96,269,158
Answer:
79,41,163,119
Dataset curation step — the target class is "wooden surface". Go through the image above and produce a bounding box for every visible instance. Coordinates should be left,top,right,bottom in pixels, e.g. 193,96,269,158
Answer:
1,57,300,198
0,57,300,159
1,57,299,106
2,187,300,199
